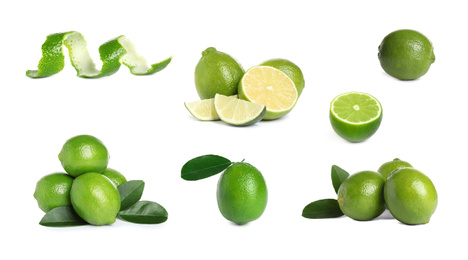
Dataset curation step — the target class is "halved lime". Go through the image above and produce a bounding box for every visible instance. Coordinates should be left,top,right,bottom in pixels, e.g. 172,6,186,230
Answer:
238,66,298,120
330,91,382,142
214,94,266,126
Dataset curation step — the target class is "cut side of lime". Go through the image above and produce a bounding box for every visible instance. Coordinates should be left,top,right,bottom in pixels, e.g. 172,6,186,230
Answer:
330,91,383,142
214,94,266,126
26,31,171,78
238,66,298,120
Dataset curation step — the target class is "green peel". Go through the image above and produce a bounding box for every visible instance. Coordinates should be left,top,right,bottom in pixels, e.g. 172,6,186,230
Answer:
26,31,172,78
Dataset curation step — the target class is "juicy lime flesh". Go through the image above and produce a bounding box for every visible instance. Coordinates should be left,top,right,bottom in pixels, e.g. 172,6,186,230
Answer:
34,173,74,213
70,172,121,226
217,162,268,225
185,98,220,121
331,92,381,124
259,59,305,97
214,94,266,126
384,168,438,225
241,66,297,112
338,171,386,221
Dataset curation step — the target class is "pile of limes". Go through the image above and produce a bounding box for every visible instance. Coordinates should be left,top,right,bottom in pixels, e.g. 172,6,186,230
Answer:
34,135,168,227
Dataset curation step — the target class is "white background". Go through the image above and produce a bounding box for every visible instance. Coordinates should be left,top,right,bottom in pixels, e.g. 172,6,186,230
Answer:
1,0,466,259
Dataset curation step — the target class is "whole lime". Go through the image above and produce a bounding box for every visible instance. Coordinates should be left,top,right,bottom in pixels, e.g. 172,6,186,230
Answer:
33,173,74,212
338,171,386,221
195,47,244,99
70,172,121,225
216,162,267,225
101,168,127,187
58,135,109,177
377,158,413,179
378,29,435,80
259,58,305,97
384,168,437,225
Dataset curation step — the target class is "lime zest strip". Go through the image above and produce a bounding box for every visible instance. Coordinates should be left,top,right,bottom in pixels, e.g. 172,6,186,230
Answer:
26,31,172,78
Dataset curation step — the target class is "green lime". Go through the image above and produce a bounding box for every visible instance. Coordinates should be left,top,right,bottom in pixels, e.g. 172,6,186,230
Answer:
101,168,127,187
214,94,266,126
330,91,383,142
58,135,109,177
384,168,438,225
259,58,305,97
70,172,121,225
194,47,244,99
239,66,298,120
216,162,268,225
33,173,74,213
378,29,435,80
377,158,413,179
184,97,220,121
338,171,386,221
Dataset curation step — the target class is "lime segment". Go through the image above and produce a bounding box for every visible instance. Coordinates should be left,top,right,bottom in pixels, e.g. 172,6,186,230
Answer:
214,94,266,126
26,31,171,78
185,98,220,121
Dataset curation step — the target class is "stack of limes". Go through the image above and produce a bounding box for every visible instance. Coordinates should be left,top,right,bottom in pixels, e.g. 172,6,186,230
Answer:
185,47,305,125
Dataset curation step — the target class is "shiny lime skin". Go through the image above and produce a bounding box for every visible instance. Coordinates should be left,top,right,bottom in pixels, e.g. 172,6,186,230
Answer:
195,47,244,99
70,172,121,226
338,171,386,221
101,168,127,187
377,158,413,179
384,168,438,225
378,29,435,80
330,111,382,143
33,173,74,213
216,162,268,225
58,135,109,177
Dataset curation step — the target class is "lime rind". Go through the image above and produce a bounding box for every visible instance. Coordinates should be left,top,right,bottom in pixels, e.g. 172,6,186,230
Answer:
26,31,171,78
214,94,266,126
330,91,382,125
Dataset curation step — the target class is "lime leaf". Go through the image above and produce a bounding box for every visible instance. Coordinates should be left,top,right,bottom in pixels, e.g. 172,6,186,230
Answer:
118,201,168,224
118,180,145,210
181,154,232,181
302,199,343,219
332,165,350,194
39,206,88,227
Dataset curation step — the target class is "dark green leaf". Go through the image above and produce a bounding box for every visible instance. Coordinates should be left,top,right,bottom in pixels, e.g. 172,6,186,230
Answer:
118,201,168,224
118,180,145,210
181,154,232,181
302,199,344,219
39,206,88,227
331,165,350,194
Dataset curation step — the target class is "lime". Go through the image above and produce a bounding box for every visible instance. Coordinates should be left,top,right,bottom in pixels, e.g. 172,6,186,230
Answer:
217,162,268,225
377,158,413,179
194,47,244,99
185,97,220,121
260,58,305,97
378,29,435,80
70,172,121,225
33,173,74,213
26,31,171,78
384,168,438,225
58,135,109,177
337,171,386,221
214,94,266,126
101,168,127,187
330,91,382,142
239,66,298,120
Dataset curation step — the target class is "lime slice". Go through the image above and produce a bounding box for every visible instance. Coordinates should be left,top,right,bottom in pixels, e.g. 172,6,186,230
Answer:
238,66,298,120
330,91,383,142
185,95,239,121
214,94,266,126
26,31,172,78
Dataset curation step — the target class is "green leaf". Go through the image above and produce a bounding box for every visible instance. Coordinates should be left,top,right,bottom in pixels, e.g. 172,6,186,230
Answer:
181,154,232,181
302,199,344,219
118,201,168,224
118,180,145,210
331,165,350,194
39,206,88,227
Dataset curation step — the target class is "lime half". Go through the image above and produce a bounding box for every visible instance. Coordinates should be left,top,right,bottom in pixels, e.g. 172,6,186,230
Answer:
26,31,171,78
330,91,382,142
239,66,298,120
214,94,266,126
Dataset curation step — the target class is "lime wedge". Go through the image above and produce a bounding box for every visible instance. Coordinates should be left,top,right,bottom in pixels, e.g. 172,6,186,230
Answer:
185,95,239,121
330,91,383,142
214,94,266,126
238,66,298,120
26,31,171,78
